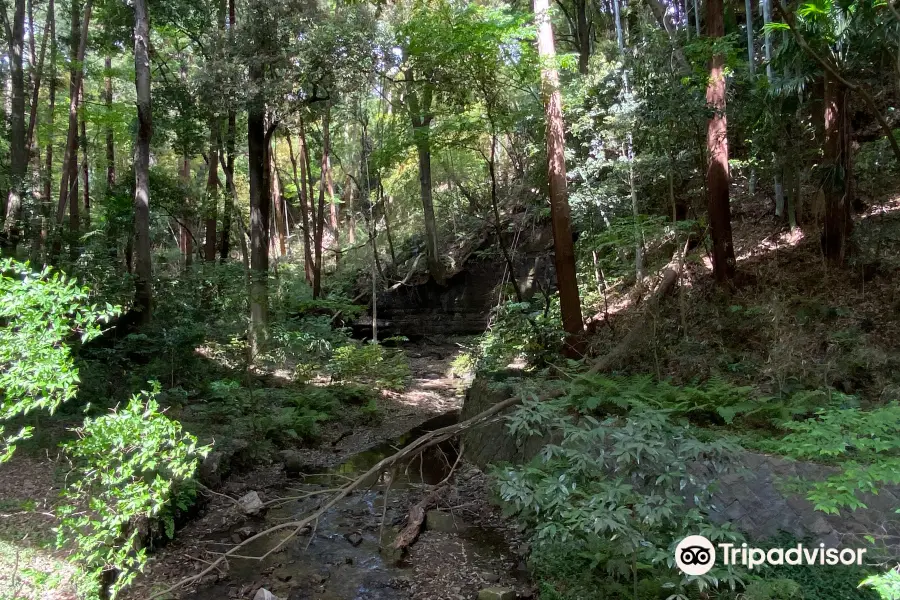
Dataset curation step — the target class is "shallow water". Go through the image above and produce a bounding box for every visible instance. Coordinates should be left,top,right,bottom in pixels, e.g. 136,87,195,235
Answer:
190,413,466,600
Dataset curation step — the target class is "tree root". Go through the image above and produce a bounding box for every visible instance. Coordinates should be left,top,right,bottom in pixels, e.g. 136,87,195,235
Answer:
149,394,527,599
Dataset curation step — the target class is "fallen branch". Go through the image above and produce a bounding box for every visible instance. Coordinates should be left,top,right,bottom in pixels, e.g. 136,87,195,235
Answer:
586,240,689,375
392,484,447,551
149,393,529,599
388,254,423,291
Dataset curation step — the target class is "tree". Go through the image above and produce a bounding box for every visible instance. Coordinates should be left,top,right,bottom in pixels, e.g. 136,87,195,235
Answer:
1,0,27,250
534,0,584,354
705,0,736,283
133,0,152,323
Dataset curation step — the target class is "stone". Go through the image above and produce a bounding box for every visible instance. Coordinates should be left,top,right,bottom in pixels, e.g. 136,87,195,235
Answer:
198,451,227,488
278,450,308,477
230,533,242,544
238,491,265,516
344,531,363,546
481,572,501,583
425,510,466,533
236,526,257,540
478,588,516,600
253,589,280,600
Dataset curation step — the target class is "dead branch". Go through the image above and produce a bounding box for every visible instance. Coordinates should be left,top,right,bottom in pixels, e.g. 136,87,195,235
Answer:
586,240,690,375
149,393,530,599
392,484,447,551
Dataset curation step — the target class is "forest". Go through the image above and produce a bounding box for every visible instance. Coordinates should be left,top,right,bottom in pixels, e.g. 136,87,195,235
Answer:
1,0,900,596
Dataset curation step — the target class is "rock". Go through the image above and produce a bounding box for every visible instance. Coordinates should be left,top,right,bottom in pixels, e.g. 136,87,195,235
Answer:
278,450,307,477
481,572,501,583
310,571,329,584
198,451,226,488
477,588,516,600
425,510,466,533
238,491,265,516
230,533,242,544
236,526,257,540
253,589,280,600
344,531,363,546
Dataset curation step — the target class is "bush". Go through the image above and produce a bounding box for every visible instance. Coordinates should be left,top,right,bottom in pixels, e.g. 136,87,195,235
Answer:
494,393,744,599
56,383,209,598
475,300,566,372
327,340,410,391
0,259,117,461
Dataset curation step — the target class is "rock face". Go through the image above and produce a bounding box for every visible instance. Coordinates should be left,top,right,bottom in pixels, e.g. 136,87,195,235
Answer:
461,375,900,554
477,588,516,600
356,218,556,338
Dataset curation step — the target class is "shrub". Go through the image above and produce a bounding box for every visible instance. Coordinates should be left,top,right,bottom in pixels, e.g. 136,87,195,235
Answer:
475,300,566,372
0,259,117,461
56,383,209,598
494,393,744,598
327,340,410,391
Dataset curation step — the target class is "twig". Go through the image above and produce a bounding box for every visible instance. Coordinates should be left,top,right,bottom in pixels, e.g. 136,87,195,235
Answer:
149,393,541,599
196,483,243,508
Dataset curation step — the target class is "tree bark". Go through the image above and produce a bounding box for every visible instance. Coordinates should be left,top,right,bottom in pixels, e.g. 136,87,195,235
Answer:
535,0,585,355
133,0,152,323
41,0,56,256
313,106,331,299
288,131,313,282
180,156,193,267
821,72,852,264
79,83,89,230
272,143,286,257
326,146,339,265
105,55,115,189
575,0,591,75
204,119,219,261
247,62,270,354
219,0,236,261
705,0,736,283
406,80,444,285
55,0,92,228
2,0,27,249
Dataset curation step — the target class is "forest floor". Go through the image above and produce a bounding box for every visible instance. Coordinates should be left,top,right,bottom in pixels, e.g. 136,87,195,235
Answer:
586,187,900,405
0,340,532,600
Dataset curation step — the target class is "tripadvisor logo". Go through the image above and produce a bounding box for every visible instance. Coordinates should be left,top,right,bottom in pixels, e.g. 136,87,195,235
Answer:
674,535,868,576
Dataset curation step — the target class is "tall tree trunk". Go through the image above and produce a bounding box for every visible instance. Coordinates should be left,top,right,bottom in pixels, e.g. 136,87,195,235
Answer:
381,183,397,266
220,111,235,261
326,142,339,264
288,131,313,282
41,0,56,257
575,0,591,75
26,3,48,158
180,156,193,267
105,55,115,189
534,0,585,354
345,174,355,245
705,0,736,283
133,0,152,323
55,0,91,230
204,119,219,261
271,144,286,257
247,65,270,354
406,81,444,284
821,73,852,263
2,0,27,249
80,83,89,230
313,106,331,299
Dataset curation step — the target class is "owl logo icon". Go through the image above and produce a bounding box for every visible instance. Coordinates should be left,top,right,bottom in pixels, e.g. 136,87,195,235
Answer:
675,535,716,575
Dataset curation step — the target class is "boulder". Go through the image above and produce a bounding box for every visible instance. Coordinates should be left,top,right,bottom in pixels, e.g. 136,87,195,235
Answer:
253,589,280,600
238,491,265,516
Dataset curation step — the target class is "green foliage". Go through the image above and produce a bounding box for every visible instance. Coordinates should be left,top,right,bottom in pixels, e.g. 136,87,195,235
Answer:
475,300,566,372
56,383,209,598
494,392,743,598
764,404,900,514
0,260,118,461
861,567,900,600
327,340,410,391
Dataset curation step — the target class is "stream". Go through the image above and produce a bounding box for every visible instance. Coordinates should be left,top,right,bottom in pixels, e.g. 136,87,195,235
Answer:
190,412,524,600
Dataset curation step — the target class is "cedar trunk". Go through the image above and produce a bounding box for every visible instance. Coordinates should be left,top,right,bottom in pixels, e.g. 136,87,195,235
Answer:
821,72,852,263
2,0,27,249
313,106,331,299
247,68,270,354
204,120,219,261
534,0,585,355
133,0,152,323
705,0,736,283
